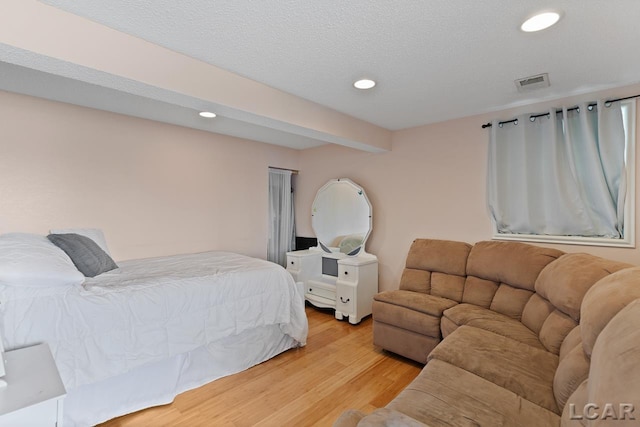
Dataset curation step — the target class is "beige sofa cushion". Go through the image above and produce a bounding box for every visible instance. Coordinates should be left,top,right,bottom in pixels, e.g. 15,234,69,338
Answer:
398,268,431,293
580,267,640,357
522,293,556,334
388,359,560,427
586,299,640,426
535,253,632,322
428,326,559,413
466,241,563,291
553,344,590,412
461,275,499,308
562,380,589,427
442,303,545,349
373,299,445,337
559,326,582,362
372,291,456,338
539,310,578,354
374,290,457,317
404,238,472,275
399,239,471,302
489,284,534,320
525,253,629,355
431,272,465,302
373,290,458,360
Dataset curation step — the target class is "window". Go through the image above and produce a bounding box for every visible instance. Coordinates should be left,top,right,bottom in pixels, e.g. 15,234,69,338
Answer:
487,99,636,247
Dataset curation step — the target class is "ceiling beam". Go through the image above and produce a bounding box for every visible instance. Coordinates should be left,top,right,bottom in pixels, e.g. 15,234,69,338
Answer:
0,0,391,152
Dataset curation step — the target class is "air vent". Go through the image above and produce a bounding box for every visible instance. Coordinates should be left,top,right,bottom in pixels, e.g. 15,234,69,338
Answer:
515,73,550,92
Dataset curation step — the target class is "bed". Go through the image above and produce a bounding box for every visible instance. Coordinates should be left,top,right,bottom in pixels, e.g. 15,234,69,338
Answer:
0,233,308,426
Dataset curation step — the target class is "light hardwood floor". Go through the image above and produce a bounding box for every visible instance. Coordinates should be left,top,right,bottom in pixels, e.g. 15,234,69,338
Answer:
99,305,422,427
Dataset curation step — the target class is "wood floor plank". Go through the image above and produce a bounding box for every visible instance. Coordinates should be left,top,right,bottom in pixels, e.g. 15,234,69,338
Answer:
99,305,422,427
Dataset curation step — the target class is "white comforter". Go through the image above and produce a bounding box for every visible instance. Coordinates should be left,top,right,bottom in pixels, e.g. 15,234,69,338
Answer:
0,251,308,390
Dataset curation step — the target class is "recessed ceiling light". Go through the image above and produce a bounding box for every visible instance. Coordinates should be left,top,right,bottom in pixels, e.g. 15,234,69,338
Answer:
354,79,376,90
521,12,561,32
199,111,216,118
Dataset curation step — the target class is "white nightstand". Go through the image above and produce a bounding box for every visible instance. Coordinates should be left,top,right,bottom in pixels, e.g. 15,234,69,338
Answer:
0,343,66,427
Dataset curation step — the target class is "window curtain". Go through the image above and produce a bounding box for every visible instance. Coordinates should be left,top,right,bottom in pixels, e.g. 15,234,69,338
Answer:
487,100,626,238
267,168,295,266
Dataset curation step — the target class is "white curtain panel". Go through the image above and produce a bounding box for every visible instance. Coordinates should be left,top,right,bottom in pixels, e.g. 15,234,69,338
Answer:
267,169,295,266
488,100,626,238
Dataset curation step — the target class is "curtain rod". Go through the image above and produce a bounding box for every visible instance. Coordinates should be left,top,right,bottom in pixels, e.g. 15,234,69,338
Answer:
269,166,299,175
481,94,640,129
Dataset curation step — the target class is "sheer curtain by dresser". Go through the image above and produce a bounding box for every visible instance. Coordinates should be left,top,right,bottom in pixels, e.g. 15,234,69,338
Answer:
487,100,626,238
267,168,295,266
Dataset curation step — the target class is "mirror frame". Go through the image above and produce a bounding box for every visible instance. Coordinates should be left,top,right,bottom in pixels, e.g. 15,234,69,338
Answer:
311,178,372,256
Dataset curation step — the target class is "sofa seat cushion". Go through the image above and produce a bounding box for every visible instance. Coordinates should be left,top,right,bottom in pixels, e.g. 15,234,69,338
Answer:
387,359,560,427
375,290,458,316
428,326,559,414
443,303,545,350
373,290,458,337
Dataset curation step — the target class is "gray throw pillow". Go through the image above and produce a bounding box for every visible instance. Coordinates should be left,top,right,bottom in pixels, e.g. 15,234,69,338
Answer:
47,233,118,278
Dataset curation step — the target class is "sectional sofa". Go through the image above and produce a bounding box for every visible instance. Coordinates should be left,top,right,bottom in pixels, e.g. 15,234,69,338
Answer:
334,239,640,426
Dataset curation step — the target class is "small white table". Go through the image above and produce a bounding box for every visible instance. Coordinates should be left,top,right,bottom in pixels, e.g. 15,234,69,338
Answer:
0,343,66,427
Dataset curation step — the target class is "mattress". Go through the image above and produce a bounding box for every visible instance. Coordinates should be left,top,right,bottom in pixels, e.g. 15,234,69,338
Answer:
0,251,308,395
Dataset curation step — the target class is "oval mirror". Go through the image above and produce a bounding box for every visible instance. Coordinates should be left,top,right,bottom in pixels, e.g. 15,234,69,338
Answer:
311,178,372,256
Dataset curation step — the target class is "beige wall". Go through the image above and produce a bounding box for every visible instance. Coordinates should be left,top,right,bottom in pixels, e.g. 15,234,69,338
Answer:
3,83,639,289
297,84,640,291
0,90,298,261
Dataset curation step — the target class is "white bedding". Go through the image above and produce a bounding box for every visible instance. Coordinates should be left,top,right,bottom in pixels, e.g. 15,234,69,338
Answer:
0,251,308,392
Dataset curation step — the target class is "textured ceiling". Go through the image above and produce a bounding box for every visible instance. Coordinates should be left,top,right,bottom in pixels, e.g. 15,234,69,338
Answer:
37,0,640,131
1,1,638,150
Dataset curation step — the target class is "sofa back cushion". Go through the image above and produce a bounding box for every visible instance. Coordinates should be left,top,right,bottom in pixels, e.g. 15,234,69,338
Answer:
463,241,563,320
580,267,640,357
524,253,632,354
535,253,632,322
555,269,640,415
563,298,640,425
553,326,590,412
466,241,564,291
584,298,640,425
399,239,472,300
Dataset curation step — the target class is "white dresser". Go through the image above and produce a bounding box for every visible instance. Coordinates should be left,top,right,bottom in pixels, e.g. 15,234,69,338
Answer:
290,178,378,324
287,248,378,324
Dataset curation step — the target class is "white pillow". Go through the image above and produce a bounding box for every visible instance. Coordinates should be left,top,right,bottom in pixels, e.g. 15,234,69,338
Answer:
0,233,84,287
49,228,111,256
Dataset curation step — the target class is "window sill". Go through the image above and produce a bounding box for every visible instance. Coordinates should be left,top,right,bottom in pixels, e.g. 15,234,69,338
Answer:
492,232,635,248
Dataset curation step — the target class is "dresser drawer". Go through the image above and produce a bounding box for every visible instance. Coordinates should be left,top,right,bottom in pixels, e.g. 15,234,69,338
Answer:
287,255,300,271
338,264,358,283
307,280,336,301
336,285,355,313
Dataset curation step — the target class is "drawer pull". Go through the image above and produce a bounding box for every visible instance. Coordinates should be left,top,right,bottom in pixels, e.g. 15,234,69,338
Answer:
291,261,295,265
309,288,313,292
340,297,350,303
344,271,349,275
